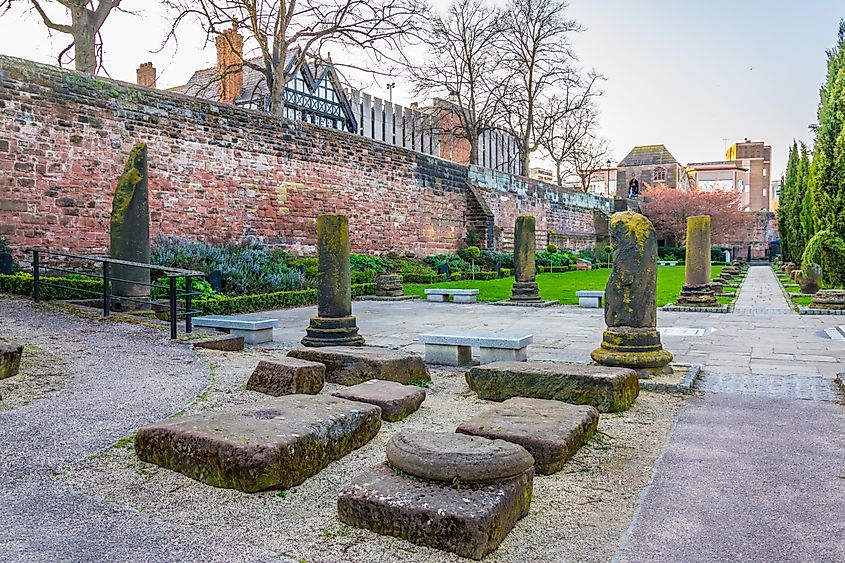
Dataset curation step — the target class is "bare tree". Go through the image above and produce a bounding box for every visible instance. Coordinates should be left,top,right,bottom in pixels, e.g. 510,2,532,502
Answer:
404,0,502,165
571,134,609,192
1,0,124,73
164,0,426,116
496,0,582,176
538,74,601,185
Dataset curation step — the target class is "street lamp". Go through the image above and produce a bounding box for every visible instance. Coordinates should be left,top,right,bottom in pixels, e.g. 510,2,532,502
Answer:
386,82,396,103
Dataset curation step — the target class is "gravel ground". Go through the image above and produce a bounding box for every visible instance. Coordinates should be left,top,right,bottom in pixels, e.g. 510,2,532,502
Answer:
0,298,281,562
64,345,687,563
0,343,71,409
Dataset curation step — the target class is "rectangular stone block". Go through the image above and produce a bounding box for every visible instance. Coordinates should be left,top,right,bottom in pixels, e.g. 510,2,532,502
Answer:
466,361,640,413
457,397,599,475
191,335,245,351
135,395,381,492
246,358,325,396
332,379,426,422
0,343,23,380
337,462,533,560
478,346,528,364
287,346,430,386
453,294,478,303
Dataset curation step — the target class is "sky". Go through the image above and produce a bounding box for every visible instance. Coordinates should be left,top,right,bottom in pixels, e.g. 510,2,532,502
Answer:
0,0,841,177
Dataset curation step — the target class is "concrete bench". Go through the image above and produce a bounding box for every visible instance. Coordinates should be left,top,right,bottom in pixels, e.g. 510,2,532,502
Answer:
192,315,277,344
420,333,533,366
575,290,605,308
424,289,479,303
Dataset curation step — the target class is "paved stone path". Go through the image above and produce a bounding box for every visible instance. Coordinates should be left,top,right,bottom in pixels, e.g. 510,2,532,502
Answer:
732,265,794,315
616,267,845,562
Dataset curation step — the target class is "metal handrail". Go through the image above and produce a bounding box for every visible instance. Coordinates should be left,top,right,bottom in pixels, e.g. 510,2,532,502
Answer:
31,249,205,339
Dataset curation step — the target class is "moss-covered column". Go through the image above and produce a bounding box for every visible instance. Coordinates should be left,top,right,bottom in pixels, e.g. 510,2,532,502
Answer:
301,215,365,347
677,215,718,307
510,216,541,302
110,142,150,301
591,211,673,377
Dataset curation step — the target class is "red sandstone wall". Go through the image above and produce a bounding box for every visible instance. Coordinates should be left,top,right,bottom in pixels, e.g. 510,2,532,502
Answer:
0,57,468,261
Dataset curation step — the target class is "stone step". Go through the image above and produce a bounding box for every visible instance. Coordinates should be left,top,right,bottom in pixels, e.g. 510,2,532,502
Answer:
135,395,381,492
466,361,639,413
287,346,429,386
332,379,426,422
456,397,599,475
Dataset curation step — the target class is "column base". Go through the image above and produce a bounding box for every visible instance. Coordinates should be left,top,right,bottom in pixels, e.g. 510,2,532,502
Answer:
510,281,541,302
590,326,673,378
301,316,365,347
676,284,719,307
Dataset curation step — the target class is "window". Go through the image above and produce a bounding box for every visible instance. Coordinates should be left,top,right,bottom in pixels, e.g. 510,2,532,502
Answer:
763,189,767,196
653,166,667,183
763,169,767,177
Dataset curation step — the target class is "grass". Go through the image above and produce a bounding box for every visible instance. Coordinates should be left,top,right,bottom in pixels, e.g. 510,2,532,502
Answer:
403,266,725,307
792,296,814,306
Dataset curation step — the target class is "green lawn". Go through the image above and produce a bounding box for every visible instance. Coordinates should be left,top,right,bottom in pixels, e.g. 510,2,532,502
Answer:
792,296,813,306
404,265,725,307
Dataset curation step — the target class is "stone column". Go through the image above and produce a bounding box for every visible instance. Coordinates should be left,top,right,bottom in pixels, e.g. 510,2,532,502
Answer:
110,142,150,301
591,211,673,377
677,215,718,307
301,215,365,347
510,216,541,302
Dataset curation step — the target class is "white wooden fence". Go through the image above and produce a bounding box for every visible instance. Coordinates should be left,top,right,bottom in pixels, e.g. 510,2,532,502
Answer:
346,88,519,174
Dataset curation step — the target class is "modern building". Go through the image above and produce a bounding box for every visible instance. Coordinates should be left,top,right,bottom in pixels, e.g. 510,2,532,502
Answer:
725,139,772,211
616,144,688,196
686,160,748,193
529,167,554,183
584,167,617,197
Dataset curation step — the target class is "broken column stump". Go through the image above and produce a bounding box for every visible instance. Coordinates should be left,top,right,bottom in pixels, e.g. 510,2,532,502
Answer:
0,343,23,380
301,215,365,347
677,215,718,307
110,142,150,302
510,216,541,302
591,211,673,377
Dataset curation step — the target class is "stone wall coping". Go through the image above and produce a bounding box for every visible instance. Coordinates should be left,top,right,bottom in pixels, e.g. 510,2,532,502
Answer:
424,289,480,296
420,333,533,349
575,290,606,297
193,315,278,330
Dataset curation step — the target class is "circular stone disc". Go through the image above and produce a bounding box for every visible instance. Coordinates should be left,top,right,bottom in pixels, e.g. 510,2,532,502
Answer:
385,430,534,484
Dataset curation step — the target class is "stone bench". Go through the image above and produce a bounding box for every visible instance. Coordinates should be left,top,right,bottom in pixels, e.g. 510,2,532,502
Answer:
657,260,678,266
575,290,605,308
192,315,277,344
424,289,479,303
420,333,533,366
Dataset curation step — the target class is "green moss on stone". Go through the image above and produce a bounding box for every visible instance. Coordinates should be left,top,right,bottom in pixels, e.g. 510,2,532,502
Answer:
611,211,654,248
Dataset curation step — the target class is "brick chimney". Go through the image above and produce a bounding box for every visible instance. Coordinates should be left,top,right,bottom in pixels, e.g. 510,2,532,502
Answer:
136,62,156,88
216,23,244,104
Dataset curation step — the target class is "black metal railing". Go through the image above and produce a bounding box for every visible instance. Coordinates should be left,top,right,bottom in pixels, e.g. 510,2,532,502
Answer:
31,250,205,339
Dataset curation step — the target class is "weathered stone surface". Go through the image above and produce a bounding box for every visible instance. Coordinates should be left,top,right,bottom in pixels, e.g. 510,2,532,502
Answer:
332,379,425,422
678,215,718,307
811,289,845,310
385,430,534,484
592,212,672,376
511,216,541,302
246,358,325,396
337,462,533,560
802,263,822,294
110,142,150,299
467,361,639,413
0,343,23,380
791,269,803,282
288,346,430,386
457,398,599,475
302,215,365,347
135,395,381,493
374,274,403,298
191,334,245,351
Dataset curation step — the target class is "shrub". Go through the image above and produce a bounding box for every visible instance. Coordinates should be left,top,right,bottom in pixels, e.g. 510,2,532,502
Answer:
350,254,387,274
152,236,310,296
291,257,318,279
536,250,575,267
150,277,218,301
538,265,573,273
0,272,105,300
473,271,498,281
400,273,447,284
711,248,728,263
351,270,376,284
658,246,686,261
546,244,558,254
0,236,16,272
424,254,472,273
464,228,482,247
193,283,376,316
803,229,845,286
500,267,513,278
